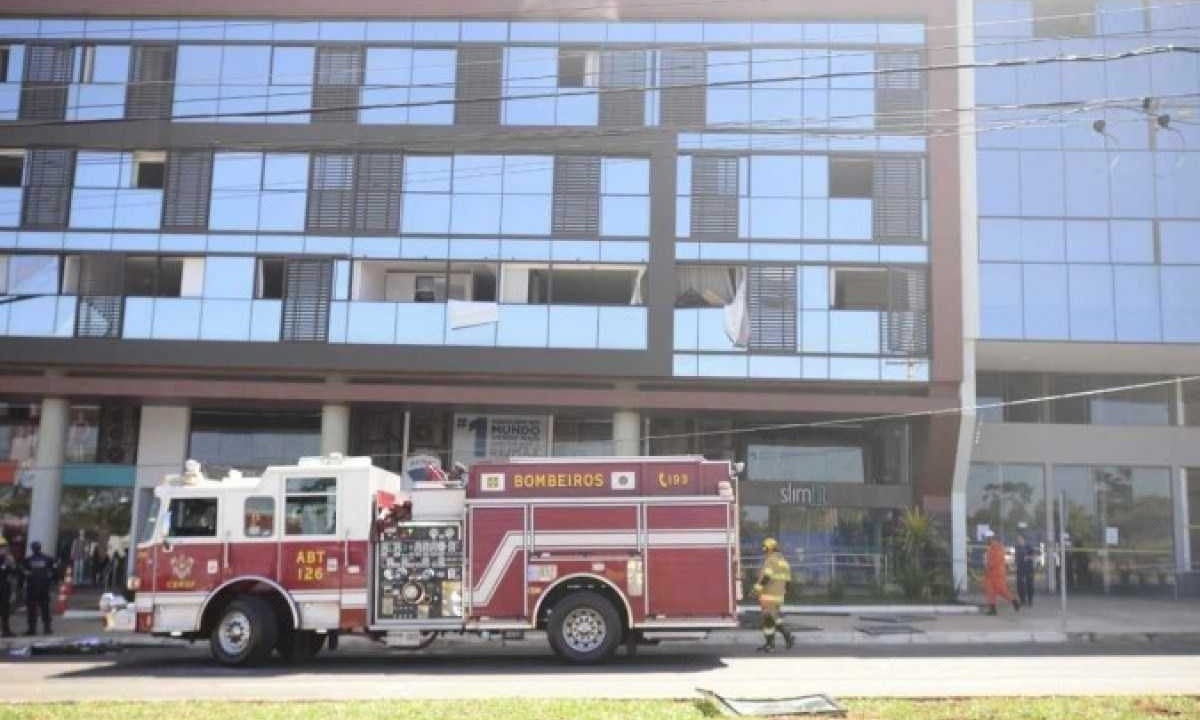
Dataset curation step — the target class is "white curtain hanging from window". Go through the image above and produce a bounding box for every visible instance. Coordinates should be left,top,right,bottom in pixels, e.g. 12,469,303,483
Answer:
723,268,749,347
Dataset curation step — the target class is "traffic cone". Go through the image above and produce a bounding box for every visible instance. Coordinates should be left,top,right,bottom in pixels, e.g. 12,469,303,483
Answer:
55,566,74,616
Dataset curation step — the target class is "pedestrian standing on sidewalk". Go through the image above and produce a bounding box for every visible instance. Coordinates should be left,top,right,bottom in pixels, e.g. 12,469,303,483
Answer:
983,532,1019,616
69,530,87,588
1015,534,1036,608
0,538,15,637
753,537,795,652
21,541,57,636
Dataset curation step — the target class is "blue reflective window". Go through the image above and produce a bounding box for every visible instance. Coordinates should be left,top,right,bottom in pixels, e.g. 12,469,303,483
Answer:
979,150,1020,215
1022,264,1069,339
1161,222,1200,264
271,46,315,86
1111,220,1154,263
1156,153,1200,219
74,151,123,188
1161,266,1200,341
1019,151,1065,217
829,199,872,240
600,196,649,237
980,218,1022,261
202,257,255,299
828,90,874,129
1065,220,1110,263
1064,151,1110,217
804,157,829,197
748,198,802,239
453,155,504,194
501,195,551,235
401,194,451,234
221,45,271,86
1113,265,1161,342
503,156,554,194
749,156,803,198
1019,220,1065,262
404,156,452,193
1061,38,1106,102
707,88,750,126
1109,151,1154,217
7,255,59,294
980,263,1024,339
449,195,502,234
829,310,879,354
1068,264,1115,340
263,153,308,191
601,158,649,195
829,49,874,90
212,152,263,191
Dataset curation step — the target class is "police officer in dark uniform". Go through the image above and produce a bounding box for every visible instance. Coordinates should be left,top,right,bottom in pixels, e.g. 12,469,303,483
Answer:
0,538,15,637
21,540,57,635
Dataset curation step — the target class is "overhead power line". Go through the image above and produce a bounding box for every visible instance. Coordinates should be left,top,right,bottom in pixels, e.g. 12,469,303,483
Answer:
39,92,1196,218
5,41,1198,128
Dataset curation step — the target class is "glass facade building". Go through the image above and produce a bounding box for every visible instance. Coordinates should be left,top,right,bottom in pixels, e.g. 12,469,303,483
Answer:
970,0,1200,592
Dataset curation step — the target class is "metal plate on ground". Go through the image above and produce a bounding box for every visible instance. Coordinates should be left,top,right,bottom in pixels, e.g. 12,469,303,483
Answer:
698,688,844,717
857,614,935,624
855,624,924,635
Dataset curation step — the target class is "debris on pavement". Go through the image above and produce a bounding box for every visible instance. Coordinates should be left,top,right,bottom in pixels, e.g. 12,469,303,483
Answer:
855,624,924,636
697,688,845,717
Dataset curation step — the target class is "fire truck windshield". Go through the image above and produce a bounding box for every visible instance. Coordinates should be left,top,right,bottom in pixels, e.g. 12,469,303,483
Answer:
138,497,161,544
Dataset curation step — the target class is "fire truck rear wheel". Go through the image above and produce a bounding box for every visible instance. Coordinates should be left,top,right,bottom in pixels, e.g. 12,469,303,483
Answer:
547,591,622,664
210,596,278,667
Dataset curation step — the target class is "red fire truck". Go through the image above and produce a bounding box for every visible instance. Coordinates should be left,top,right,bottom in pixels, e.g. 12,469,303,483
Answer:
113,454,740,666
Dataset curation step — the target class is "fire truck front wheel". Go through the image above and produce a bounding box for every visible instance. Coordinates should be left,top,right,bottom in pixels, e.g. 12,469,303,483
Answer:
210,596,279,667
546,591,622,664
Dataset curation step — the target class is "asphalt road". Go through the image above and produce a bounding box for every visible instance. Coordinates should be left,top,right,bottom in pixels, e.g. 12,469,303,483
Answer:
4,639,1200,701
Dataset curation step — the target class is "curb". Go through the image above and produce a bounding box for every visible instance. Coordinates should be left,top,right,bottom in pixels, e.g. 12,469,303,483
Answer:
737,604,980,616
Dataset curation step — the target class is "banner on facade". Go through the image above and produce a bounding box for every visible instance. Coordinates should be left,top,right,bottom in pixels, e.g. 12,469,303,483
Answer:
452,414,549,465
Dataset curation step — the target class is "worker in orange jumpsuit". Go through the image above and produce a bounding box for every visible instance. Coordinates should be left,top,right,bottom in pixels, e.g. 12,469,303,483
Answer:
983,532,1020,616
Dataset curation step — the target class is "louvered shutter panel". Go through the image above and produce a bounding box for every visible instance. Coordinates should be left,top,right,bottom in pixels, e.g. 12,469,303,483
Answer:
21,148,74,229
313,46,363,123
690,156,739,238
161,150,213,231
875,51,925,132
454,46,501,125
282,258,332,342
75,254,125,338
883,267,929,356
748,265,797,351
20,44,72,120
873,157,923,242
599,50,646,126
126,45,176,120
307,153,355,232
552,156,600,236
660,50,705,127
353,152,403,232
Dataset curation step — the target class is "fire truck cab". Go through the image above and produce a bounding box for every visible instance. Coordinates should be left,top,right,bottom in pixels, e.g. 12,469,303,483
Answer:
121,454,740,666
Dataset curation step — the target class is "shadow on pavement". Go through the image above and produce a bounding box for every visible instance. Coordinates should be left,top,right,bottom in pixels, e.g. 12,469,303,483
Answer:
23,638,1200,682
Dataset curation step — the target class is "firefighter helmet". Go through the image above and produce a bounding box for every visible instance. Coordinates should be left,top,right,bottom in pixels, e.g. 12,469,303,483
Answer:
761,537,779,552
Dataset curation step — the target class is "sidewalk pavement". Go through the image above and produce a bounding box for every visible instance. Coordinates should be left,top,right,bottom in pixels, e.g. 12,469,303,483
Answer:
4,594,1198,655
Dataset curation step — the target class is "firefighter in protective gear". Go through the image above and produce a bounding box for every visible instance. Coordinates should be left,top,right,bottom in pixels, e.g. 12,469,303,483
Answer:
753,538,794,652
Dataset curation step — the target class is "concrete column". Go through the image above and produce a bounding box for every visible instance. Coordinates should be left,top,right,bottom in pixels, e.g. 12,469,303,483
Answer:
27,396,68,553
950,0,980,596
613,410,640,457
321,403,351,456
129,405,190,561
